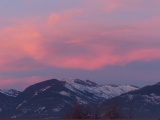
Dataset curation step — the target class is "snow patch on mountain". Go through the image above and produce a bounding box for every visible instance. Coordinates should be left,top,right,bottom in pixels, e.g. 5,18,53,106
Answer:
59,91,70,96
127,94,134,100
76,97,88,104
16,101,27,110
40,86,51,92
53,107,61,112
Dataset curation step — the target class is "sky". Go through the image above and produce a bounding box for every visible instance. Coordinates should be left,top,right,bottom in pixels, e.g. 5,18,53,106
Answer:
0,0,160,90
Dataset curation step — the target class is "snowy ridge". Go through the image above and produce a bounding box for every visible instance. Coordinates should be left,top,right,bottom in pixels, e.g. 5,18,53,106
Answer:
63,79,139,99
0,89,21,97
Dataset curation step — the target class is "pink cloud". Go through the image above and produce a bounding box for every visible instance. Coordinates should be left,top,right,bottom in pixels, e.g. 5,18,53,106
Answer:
48,9,83,26
0,1,160,89
0,5,160,72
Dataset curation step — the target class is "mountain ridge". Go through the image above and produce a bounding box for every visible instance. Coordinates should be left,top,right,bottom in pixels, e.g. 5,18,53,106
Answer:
1,78,160,118
101,82,160,118
0,78,138,118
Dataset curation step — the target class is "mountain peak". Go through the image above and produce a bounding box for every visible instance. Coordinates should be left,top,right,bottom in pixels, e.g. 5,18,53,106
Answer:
61,78,98,87
74,79,98,87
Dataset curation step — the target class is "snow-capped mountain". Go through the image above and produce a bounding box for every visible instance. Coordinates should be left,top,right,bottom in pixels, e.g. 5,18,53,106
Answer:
9,79,138,118
1,78,160,118
101,82,160,118
62,79,138,99
0,89,21,97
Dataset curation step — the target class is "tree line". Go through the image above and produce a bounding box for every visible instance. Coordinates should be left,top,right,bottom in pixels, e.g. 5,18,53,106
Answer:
65,101,133,119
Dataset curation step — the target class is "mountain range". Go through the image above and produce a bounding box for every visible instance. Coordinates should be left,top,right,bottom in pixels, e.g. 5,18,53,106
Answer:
0,78,159,118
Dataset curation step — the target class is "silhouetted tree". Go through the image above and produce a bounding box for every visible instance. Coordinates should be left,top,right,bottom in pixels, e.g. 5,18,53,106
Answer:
65,103,91,119
65,103,102,119
71,103,83,119
127,106,134,119
94,104,100,119
83,104,91,119
105,101,123,119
